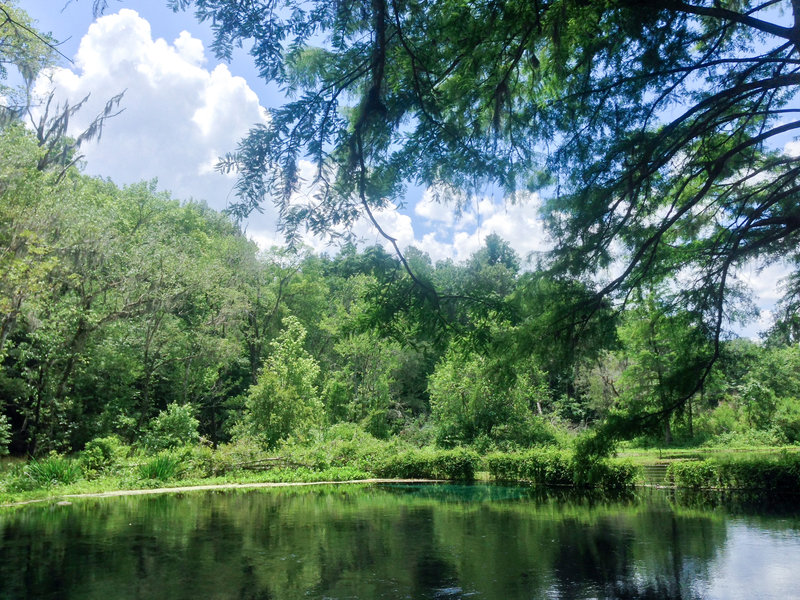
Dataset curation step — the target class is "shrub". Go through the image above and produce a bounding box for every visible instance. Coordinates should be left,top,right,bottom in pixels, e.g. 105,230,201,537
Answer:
138,452,183,481
702,429,784,448
486,449,572,485
576,460,640,491
185,444,215,478
209,437,271,475
667,454,800,492
397,416,436,447
486,449,638,489
24,454,82,487
242,317,322,448
279,423,400,473
432,448,479,480
773,398,800,444
485,452,523,481
696,401,739,438
667,460,712,489
376,448,479,480
361,408,392,440
256,466,372,483
80,435,130,476
142,403,200,451
0,414,10,456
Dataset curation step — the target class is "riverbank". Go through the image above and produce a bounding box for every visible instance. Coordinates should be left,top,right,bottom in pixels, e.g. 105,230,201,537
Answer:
0,442,638,506
4,435,800,508
0,477,452,509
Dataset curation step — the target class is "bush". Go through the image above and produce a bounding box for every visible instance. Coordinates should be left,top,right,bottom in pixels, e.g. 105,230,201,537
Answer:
397,416,436,447
702,429,784,448
138,452,183,481
142,403,200,451
486,449,572,485
80,435,130,476
597,461,640,491
185,444,215,478
254,466,372,483
667,454,800,492
432,448,479,480
376,448,479,480
695,401,739,438
24,454,82,487
573,458,640,490
209,437,272,475
773,398,800,444
0,414,10,456
280,423,400,473
486,449,638,490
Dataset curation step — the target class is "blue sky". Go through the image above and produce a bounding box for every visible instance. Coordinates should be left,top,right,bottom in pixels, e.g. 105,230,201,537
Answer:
20,0,552,264
15,1,793,337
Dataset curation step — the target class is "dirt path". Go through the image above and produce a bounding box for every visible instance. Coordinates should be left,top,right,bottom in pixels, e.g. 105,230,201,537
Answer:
0,478,442,508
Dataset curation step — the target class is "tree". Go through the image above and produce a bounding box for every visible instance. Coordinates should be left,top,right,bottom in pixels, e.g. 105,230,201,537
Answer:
428,341,555,449
612,296,712,443
142,402,200,450
241,316,322,448
0,1,57,124
164,0,799,420
1,2,125,174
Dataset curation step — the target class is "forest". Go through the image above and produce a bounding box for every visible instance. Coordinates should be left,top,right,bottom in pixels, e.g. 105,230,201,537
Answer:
2,0,800,498
2,116,800,459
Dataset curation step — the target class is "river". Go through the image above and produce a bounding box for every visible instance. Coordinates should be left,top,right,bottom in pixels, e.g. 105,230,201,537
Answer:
1,483,799,599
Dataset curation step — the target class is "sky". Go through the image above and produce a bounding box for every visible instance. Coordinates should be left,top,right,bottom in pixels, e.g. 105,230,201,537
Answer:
13,0,796,337
19,0,550,264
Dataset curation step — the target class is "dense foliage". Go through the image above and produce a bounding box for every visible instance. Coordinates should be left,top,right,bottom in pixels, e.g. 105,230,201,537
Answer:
156,0,800,350
2,2,800,493
2,117,800,463
667,452,800,492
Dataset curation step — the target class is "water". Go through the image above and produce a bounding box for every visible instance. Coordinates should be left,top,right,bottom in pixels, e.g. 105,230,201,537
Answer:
1,484,799,599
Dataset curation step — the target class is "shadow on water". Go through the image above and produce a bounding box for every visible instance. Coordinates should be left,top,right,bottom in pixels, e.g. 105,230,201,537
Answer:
1,483,799,599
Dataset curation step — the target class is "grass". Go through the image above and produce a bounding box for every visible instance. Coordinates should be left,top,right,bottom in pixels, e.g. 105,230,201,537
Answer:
24,456,82,486
616,444,800,464
4,434,799,506
0,467,382,506
138,453,183,480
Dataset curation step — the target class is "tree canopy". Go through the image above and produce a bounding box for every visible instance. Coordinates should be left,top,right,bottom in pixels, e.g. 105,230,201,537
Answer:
8,0,800,455
163,3,797,264
157,0,800,414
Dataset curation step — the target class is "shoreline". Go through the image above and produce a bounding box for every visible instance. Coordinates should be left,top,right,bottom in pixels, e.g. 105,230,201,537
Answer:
0,478,445,509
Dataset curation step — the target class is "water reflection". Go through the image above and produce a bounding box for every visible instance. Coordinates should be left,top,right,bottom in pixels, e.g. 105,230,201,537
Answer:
1,484,799,599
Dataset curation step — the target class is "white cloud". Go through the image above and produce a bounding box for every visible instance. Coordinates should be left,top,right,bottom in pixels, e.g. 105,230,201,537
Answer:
410,192,550,264
738,261,790,306
174,31,206,67
32,9,269,227
28,9,554,268
415,188,460,226
784,139,800,157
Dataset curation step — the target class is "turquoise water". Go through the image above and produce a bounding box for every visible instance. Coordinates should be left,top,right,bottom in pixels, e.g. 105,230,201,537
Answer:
1,484,799,599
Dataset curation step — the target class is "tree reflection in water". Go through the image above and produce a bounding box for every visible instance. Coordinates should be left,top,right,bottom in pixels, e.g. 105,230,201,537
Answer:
1,484,798,600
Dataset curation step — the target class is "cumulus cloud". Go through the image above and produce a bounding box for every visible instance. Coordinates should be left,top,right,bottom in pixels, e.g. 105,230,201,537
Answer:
29,9,554,268
410,192,551,264
32,9,269,225
784,139,800,157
